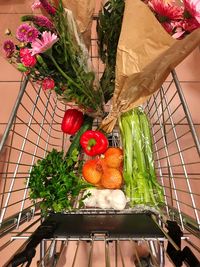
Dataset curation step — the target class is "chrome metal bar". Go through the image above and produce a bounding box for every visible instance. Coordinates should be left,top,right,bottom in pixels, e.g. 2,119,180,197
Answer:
23,88,61,124
172,70,200,156
0,77,29,154
145,99,169,214
0,85,42,224
0,187,30,195
0,206,39,240
157,240,165,267
16,115,60,142
1,145,44,159
0,216,40,253
155,161,200,169
162,79,200,229
115,241,118,267
71,240,80,267
43,97,60,157
38,239,57,267
87,239,94,267
153,115,186,146
152,93,184,228
130,240,142,267
150,91,180,126
17,92,52,227
154,144,196,161
105,241,111,267
169,207,200,238
117,240,125,267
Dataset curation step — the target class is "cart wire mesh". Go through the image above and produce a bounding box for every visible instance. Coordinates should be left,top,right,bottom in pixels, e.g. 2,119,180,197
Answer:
0,13,200,267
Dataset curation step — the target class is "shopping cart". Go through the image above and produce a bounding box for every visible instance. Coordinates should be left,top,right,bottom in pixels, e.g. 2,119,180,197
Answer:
0,13,200,267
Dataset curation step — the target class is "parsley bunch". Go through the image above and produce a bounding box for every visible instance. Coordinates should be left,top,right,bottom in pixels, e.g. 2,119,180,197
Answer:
29,148,89,214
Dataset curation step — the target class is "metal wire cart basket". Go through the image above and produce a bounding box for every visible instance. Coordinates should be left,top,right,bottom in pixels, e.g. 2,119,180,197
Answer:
0,12,200,267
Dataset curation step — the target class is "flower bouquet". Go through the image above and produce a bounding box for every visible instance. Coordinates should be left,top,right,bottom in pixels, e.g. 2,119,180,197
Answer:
3,0,104,117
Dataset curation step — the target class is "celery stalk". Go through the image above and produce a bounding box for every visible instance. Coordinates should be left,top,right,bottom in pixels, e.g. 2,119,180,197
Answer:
119,107,164,208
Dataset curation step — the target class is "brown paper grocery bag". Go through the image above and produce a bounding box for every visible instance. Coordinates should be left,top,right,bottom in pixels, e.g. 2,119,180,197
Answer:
101,0,200,132
57,0,95,49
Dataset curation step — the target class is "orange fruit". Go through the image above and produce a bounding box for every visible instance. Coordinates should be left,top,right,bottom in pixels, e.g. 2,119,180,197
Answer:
101,167,123,189
82,159,102,185
104,147,123,169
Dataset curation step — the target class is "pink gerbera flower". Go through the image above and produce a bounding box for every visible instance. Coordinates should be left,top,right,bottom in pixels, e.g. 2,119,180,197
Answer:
148,0,183,21
3,40,15,57
16,23,31,42
30,31,59,55
183,0,200,24
161,21,173,34
172,17,199,38
42,77,55,90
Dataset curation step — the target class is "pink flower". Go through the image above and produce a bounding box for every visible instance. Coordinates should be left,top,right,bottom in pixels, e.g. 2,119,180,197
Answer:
39,0,56,16
172,18,199,38
42,77,55,90
183,0,200,24
21,15,54,30
3,40,15,57
16,23,31,42
161,22,173,34
20,49,37,67
148,0,183,21
30,31,59,55
19,47,30,57
31,0,42,11
26,27,39,42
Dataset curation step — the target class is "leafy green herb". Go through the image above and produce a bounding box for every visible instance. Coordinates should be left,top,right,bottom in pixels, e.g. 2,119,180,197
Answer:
29,148,90,214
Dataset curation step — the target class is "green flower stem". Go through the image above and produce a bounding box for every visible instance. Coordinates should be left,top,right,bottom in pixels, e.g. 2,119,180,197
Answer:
48,53,102,112
48,53,80,89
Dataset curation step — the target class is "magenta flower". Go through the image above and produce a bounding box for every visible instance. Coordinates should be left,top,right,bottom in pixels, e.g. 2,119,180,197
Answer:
183,0,200,24
172,18,200,38
3,40,15,57
148,0,183,21
26,27,39,42
161,21,173,34
16,23,31,42
39,0,56,16
21,15,54,30
30,31,59,55
42,77,55,90
31,0,42,11
19,47,30,58
20,50,37,67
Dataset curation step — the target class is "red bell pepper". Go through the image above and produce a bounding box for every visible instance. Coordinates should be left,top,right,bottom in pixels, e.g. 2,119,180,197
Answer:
61,109,84,135
80,130,109,156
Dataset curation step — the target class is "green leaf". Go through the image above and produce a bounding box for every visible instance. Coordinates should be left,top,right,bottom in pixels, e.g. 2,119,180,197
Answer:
17,63,28,72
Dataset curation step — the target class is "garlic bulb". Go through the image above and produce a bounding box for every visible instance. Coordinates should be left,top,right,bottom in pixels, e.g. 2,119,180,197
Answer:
96,189,112,209
109,189,127,210
83,189,127,210
83,189,99,207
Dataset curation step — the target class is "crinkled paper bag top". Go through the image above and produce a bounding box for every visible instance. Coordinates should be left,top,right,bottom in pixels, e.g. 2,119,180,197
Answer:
53,0,95,49
101,0,200,132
